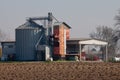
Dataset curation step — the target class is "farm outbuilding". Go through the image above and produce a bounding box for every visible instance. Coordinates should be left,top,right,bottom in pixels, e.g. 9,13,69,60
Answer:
1,41,16,61
53,22,71,60
66,38,108,61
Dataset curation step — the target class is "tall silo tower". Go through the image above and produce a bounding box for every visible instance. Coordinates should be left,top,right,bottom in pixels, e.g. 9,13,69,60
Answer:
16,20,45,61
16,13,60,61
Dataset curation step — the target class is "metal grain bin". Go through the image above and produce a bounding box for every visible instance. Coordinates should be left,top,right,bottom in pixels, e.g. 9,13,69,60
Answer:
16,21,44,61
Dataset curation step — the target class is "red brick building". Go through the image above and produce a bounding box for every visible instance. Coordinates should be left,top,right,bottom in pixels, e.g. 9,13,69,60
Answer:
53,22,71,60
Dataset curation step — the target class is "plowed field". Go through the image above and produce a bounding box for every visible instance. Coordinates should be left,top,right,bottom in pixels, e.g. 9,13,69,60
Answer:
0,62,120,80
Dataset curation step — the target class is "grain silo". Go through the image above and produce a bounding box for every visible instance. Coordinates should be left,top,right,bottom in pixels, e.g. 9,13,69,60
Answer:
16,20,45,61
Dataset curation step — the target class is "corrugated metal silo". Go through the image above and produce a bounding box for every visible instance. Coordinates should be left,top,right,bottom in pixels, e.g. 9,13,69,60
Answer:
16,20,44,61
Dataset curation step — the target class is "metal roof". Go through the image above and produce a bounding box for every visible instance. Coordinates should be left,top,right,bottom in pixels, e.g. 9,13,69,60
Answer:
16,20,43,29
0,41,15,43
0,41,15,45
54,22,71,29
68,38,107,42
67,38,91,41
67,38,108,45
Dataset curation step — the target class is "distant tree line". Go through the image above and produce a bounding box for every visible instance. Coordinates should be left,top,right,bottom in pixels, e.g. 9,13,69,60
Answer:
89,9,120,57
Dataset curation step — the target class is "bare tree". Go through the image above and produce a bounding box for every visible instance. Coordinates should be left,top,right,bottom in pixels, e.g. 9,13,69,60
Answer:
0,29,7,41
115,10,120,27
90,26,113,41
113,10,120,54
113,10,120,42
90,26,115,57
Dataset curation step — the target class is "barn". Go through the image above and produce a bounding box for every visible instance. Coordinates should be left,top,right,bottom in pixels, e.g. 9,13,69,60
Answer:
1,41,15,61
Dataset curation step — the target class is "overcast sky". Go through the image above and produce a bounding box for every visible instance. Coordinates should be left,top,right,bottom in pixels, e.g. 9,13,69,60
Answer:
0,0,120,40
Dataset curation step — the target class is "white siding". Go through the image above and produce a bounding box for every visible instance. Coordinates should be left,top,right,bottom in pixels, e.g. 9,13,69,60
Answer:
79,39,108,45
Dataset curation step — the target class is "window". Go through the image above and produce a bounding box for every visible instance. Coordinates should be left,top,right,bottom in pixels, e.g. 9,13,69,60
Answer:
3,46,8,48
8,45,14,48
4,45,14,48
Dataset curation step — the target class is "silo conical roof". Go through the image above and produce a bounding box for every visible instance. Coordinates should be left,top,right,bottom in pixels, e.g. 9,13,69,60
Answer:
16,20,43,29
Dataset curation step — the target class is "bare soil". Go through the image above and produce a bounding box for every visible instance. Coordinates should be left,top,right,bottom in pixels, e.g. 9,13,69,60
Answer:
0,62,120,80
